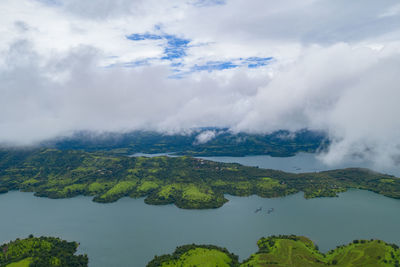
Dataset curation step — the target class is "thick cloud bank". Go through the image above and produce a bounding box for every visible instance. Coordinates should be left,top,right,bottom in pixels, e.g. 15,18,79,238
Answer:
236,44,400,168
1,0,400,169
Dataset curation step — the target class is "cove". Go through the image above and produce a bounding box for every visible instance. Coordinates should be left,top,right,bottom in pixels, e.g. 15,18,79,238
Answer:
1,189,400,266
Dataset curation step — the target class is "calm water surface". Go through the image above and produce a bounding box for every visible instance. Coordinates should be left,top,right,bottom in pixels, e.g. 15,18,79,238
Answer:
1,190,400,266
200,152,400,177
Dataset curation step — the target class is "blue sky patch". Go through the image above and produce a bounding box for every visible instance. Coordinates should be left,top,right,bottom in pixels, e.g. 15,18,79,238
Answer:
171,62,184,67
245,57,273,68
185,57,273,74
192,61,238,72
168,56,274,79
105,58,153,69
125,32,273,77
122,59,150,68
126,33,191,61
161,35,190,60
126,33,163,41
192,0,226,7
169,60,239,79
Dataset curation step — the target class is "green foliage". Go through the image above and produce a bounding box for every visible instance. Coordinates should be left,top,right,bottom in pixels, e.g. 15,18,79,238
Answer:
87,182,109,195
148,236,400,267
244,235,400,267
1,149,400,209
0,236,88,267
147,244,239,267
5,258,32,267
136,181,159,194
0,187,8,194
94,180,137,203
242,235,325,267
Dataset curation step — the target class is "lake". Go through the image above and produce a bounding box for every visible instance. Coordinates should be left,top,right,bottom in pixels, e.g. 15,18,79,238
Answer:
2,153,400,266
200,152,400,177
1,189,400,266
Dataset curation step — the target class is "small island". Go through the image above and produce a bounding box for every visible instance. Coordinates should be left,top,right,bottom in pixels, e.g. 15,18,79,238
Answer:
148,235,400,266
1,149,400,209
0,236,88,267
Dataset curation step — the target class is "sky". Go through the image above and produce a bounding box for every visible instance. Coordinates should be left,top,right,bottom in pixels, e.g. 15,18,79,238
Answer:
1,0,400,168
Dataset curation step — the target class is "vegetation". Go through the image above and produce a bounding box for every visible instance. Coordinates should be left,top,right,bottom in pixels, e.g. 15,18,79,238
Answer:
0,236,88,267
47,129,327,157
3,234,398,267
148,235,400,267
147,245,239,267
242,235,400,267
0,149,399,209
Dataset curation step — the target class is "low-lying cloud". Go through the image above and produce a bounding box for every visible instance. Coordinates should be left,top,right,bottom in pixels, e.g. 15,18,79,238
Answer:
235,43,400,168
1,0,400,169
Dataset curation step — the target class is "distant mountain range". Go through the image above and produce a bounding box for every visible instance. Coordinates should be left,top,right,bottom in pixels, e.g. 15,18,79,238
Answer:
42,128,329,157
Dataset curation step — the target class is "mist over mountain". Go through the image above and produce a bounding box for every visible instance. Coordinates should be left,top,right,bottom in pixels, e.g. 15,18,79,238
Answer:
1,0,400,168
39,128,327,157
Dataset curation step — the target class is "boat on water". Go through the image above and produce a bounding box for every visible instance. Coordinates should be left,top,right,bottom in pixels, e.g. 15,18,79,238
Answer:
254,207,262,213
267,208,274,214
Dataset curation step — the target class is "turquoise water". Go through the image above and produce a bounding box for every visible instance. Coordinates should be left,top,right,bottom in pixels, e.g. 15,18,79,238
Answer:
1,189,400,266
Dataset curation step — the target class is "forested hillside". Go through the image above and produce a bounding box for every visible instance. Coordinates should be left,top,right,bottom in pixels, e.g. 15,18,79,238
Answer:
0,149,399,209
45,129,327,157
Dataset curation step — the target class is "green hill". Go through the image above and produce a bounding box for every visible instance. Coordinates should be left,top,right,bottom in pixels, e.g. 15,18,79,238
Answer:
0,236,88,267
148,235,400,267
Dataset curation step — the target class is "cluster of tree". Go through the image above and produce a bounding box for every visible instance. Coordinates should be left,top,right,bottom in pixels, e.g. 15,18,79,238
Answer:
0,235,88,267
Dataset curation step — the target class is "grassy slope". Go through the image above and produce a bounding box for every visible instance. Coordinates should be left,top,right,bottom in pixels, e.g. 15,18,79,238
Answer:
148,236,400,267
5,258,32,267
0,236,88,267
1,149,400,209
241,236,325,267
327,240,400,266
147,245,239,267
160,248,233,267
242,235,400,267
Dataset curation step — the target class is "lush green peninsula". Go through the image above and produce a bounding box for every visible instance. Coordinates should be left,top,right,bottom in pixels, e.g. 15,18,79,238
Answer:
0,149,399,209
148,235,400,267
0,236,88,267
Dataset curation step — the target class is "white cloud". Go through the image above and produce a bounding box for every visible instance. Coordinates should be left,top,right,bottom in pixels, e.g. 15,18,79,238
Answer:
379,3,400,18
195,130,217,144
0,0,400,168
234,43,400,167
